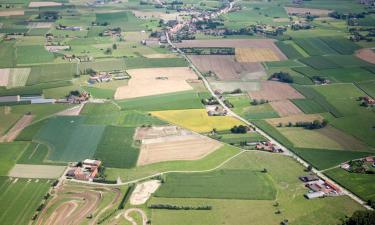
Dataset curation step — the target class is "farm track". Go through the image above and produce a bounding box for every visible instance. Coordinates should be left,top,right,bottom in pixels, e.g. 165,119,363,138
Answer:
113,208,148,225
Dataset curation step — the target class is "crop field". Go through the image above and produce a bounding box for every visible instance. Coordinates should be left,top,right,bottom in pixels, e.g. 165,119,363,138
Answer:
294,38,337,56
269,100,302,117
26,63,76,85
124,58,188,69
319,37,359,55
8,164,66,179
0,68,30,88
293,148,372,170
116,91,204,111
95,11,145,31
94,126,139,168
0,41,16,68
235,48,281,63
291,99,326,114
0,115,33,142
151,109,245,133
319,67,375,83
215,132,267,145
0,177,51,225
34,116,105,162
210,81,259,92
275,41,305,59
16,45,55,65
151,152,363,225
284,7,332,16
356,48,375,64
0,142,27,176
249,81,305,101
189,55,265,80
266,113,323,127
299,56,339,69
114,67,197,99
325,168,375,202
356,80,375,98
155,169,276,200
16,142,53,165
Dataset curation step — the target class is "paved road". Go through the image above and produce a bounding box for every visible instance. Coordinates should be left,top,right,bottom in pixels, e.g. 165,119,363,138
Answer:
165,31,372,210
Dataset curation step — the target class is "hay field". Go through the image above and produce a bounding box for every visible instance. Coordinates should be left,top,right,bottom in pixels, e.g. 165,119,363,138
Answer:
175,39,286,60
284,7,333,16
235,48,280,63
0,68,9,86
151,109,245,133
189,55,265,80
269,100,302,117
115,67,197,99
249,81,305,101
0,68,31,88
355,48,375,64
28,22,53,29
143,53,178,59
136,126,222,166
29,1,62,7
210,81,260,92
0,10,24,17
8,164,66,179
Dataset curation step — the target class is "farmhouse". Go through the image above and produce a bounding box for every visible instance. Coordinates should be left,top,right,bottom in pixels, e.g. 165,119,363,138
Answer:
66,159,102,181
255,141,283,153
300,176,341,199
56,24,82,31
206,105,227,116
360,96,375,107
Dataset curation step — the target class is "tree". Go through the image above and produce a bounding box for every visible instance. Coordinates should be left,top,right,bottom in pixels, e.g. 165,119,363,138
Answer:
306,165,313,172
342,210,375,225
112,43,117,50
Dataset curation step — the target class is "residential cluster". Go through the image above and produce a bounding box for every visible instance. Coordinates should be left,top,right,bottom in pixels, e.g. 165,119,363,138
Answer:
299,174,342,199
66,159,102,181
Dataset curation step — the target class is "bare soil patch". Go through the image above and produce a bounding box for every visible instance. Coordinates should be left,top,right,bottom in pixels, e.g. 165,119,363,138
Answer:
0,10,24,17
355,48,375,64
0,115,33,142
0,68,10,86
56,104,84,116
135,126,223,166
235,48,281,63
266,113,323,126
143,53,178,58
249,81,304,101
189,55,266,80
176,39,286,60
8,164,66,179
284,7,333,16
130,180,161,205
29,1,62,7
269,100,302,117
114,67,197,99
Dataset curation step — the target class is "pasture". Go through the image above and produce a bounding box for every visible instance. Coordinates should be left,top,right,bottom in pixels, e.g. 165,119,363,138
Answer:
356,80,375,98
34,116,105,162
291,99,326,114
26,63,76,85
94,126,139,168
16,142,52,165
155,170,276,200
16,45,54,65
0,142,27,176
0,177,51,225
151,109,245,133
294,38,337,56
124,58,188,69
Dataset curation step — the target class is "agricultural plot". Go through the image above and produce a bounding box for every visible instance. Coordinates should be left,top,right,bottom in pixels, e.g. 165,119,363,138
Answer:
266,113,323,127
249,81,304,101
136,126,222,166
291,99,326,114
356,48,375,64
155,169,276,200
29,1,62,7
0,68,30,88
269,100,302,117
215,132,267,145
114,67,197,99
16,142,53,165
0,177,51,225
26,63,76,85
0,10,24,17
319,67,375,83
34,116,105,162
293,148,373,170
0,115,33,142
209,81,259,93
94,126,139,168
319,37,359,55
0,41,16,68
325,168,375,202
356,80,375,98
124,58,188,69
294,38,337,56
8,164,65,179
284,7,333,16
188,55,266,80
96,11,145,31
275,41,305,59
16,45,55,65
116,91,204,111
235,48,281,63
151,109,245,133
0,142,27,176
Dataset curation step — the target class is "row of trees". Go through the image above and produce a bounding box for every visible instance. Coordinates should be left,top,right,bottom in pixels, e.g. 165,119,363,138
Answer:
149,204,212,210
277,119,328,130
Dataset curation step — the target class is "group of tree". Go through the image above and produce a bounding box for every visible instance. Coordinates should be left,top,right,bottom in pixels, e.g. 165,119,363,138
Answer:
230,125,248,134
149,204,212,210
278,119,328,130
269,72,293,83
201,96,219,105
250,99,268,105
342,210,375,225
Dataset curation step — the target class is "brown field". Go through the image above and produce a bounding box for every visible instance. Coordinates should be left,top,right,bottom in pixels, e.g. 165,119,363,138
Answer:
0,68,10,86
284,7,333,16
0,115,33,142
266,113,323,126
355,48,375,64
235,48,281,63
135,126,222,166
8,164,66,179
248,81,305,101
189,55,266,80
114,67,197,99
269,100,302,117
0,10,24,17
175,39,287,60
29,1,62,7
143,53,178,58
36,182,122,225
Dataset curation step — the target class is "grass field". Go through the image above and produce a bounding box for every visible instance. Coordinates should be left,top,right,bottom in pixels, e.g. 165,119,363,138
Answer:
16,45,55,65
356,80,375,98
293,148,373,170
325,168,375,202
16,142,62,165
156,169,276,200
0,142,27,175
319,37,359,55
0,41,16,67
15,119,49,141
150,151,363,225
34,116,105,162
291,99,326,114
151,109,245,133
216,132,267,145
124,58,188,69
94,126,139,168
0,177,51,225
275,41,304,59
117,91,204,112
294,38,337,56
26,63,76,85
95,11,145,31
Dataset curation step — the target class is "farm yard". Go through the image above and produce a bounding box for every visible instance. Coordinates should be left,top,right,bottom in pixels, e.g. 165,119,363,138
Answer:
0,0,374,224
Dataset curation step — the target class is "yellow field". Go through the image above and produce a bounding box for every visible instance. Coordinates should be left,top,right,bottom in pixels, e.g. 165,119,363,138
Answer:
235,48,280,63
151,109,245,133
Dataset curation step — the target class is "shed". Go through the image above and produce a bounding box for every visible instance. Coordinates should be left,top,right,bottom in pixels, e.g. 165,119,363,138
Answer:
304,191,325,199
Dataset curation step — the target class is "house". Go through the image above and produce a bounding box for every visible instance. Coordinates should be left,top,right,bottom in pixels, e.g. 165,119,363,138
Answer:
66,159,102,181
304,191,325,199
365,156,374,163
83,159,101,167
341,163,350,170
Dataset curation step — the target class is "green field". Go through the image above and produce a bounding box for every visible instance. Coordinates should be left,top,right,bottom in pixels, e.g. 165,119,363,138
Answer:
95,11,145,31
156,169,276,200
216,132,267,145
294,38,337,56
124,58,188,69
319,37,359,55
356,80,375,98
16,45,55,65
0,41,16,67
0,177,51,225
275,42,304,59
34,116,105,162
292,148,372,170
117,91,204,112
26,63,76,85
94,126,139,168
291,99,326,114
0,142,28,175
325,168,375,202
16,142,62,165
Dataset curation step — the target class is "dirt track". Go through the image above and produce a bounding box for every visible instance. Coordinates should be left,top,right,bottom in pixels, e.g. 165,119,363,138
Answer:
114,208,148,225
0,115,33,142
